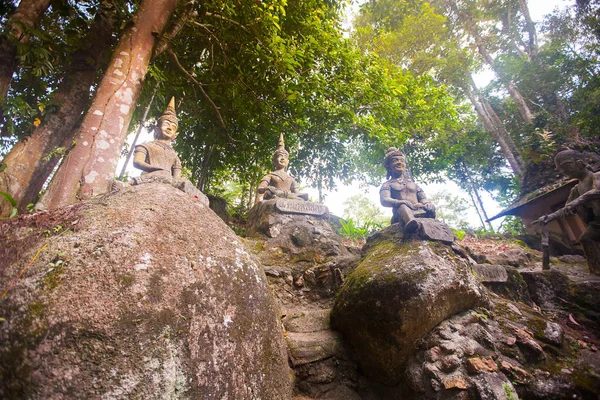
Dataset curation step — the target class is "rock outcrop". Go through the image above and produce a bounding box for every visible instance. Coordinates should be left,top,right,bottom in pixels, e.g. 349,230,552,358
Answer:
406,296,600,399
247,198,347,261
331,239,488,385
0,183,292,399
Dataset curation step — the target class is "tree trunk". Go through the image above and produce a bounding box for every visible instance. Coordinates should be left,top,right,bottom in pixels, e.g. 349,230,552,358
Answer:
462,162,493,231
196,144,213,192
153,0,196,59
118,85,157,179
517,0,537,56
0,2,116,217
465,75,525,179
464,180,487,230
471,30,534,124
0,0,52,106
38,0,179,210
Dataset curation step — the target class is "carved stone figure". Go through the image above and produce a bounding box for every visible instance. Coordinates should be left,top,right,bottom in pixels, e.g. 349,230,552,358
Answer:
379,147,435,233
115,97,208,205
257,133,308,201
133,97,182,181
536,150,600,275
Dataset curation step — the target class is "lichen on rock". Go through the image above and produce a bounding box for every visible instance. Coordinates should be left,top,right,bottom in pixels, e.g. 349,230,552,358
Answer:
330,239,488,385
0,183,292,399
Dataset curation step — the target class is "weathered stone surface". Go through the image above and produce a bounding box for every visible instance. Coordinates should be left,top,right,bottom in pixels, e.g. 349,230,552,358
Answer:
283,309,331,333
417,218,455,244
405,295,600,400
471,245,536,268
465,357,498,375
520,269,600,330
286,330,345,366
542,322,564,346
364,219,454,255
276,198,328,216
482,266,531,304
473,264,509,282
207,194,229,222
0,183,292,399
471,372,518,400
247,199,347,263
331,240,488,385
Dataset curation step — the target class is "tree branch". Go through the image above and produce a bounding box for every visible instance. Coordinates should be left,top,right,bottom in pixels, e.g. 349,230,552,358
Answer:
167,48,234,140
153,0,197,59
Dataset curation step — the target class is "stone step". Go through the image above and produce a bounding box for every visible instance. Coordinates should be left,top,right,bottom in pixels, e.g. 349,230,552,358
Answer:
286,330,344,366
282,308,331,333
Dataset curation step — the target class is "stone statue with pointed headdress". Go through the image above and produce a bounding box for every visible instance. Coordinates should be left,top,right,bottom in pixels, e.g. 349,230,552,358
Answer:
257,133,309,201
113,97,208,205
380,147,435,233
133,97,182,180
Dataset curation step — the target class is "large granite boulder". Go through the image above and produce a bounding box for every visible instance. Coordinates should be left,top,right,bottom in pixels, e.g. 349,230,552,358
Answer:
331,240,488,385
0,183,292,399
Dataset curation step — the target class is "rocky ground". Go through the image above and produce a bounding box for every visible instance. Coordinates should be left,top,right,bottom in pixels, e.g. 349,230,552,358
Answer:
247,224,600,400
1,184,599,399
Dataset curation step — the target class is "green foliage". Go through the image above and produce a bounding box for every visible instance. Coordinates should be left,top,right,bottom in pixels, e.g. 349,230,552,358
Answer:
342,193,389,229
503,383,517,400
0,191,18,218
451,228,466,240
337,218,368,240
429,190,472,230
497,216,526,236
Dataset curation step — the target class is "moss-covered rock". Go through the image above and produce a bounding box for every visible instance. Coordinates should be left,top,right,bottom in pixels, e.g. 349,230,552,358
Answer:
330,240,488,385
0,183,292,399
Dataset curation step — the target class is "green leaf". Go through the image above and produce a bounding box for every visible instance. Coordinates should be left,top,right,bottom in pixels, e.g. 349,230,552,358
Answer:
0,162,6,173
0,191,17,207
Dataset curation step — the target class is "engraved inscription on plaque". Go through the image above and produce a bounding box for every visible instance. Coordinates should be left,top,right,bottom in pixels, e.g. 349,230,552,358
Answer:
275,198,328,216
472,264,508,283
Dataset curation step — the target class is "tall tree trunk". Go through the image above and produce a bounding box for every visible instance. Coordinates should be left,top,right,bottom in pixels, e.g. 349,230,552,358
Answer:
464,180,487,230
462,162,493,231
469,27,534,124
517,0,537,56
196,144,213,192
38,0,179,210
0,0,52,107
0,2,116,217
465,75,525,179
118,85,157,179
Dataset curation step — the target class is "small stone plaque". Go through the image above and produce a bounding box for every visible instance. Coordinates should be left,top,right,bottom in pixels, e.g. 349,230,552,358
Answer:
275,198,328,216
472,264,508,283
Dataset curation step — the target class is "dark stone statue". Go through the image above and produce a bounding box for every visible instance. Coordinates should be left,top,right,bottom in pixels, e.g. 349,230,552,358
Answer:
257,133,308,201
536,150,600,275
114,97,208,205
379,147,435,233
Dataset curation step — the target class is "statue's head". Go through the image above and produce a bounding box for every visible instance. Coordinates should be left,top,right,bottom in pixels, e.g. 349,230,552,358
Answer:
272,133,289,170
155,97,179,141
384,147,407,179
554,149,589,179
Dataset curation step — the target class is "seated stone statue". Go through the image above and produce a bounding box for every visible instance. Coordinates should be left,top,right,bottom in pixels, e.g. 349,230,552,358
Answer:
536,149,600,275
114,97,208,205
379,147,435,233
257,133,308,201
133,97,182,182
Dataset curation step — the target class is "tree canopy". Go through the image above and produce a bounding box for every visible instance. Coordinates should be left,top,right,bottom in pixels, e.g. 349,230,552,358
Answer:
1,0,598,218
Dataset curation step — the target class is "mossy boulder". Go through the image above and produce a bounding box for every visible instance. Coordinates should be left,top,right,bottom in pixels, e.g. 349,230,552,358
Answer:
330,240,488,385
0,183,292,399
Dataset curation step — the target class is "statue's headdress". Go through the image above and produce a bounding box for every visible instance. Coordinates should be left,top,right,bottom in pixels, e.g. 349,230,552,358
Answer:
383,147,407,179
272,133,289,167
157,97,178,129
